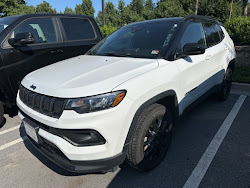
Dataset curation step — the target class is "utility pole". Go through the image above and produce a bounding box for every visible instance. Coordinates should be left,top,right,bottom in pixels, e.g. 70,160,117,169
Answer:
102,0,105,26
229,0,233,22
195,0,199,15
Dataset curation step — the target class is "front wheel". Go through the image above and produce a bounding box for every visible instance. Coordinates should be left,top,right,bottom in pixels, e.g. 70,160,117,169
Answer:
217,68,232,101
126,103,173,171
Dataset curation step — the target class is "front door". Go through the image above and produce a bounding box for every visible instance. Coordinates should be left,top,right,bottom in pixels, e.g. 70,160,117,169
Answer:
1,17,64,103
175,22,214,114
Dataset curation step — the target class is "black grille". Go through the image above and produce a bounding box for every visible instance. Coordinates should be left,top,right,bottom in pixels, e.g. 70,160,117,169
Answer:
19,85,66,119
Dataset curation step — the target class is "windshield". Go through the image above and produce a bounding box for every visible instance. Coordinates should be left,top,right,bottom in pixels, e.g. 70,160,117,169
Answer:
90,21,178,59
0,16,18,34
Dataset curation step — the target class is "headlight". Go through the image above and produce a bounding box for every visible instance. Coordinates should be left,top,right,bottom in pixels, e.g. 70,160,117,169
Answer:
65,90,126,114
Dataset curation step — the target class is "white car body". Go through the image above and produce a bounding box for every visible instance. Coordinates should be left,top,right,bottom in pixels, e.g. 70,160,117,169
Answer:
17,16,236,173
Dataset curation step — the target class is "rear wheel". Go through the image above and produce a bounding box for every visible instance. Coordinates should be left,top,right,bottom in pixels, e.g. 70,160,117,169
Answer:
0,102,4,126
217,68,233,101
126,103,173,171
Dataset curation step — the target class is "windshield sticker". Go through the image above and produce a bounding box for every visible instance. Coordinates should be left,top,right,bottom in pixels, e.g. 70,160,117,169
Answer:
151,50,159,55
163,23,178,47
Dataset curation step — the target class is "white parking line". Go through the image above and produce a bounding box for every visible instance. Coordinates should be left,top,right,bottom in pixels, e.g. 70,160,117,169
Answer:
183,95,247,188
0,136,27,151
0,125,23,136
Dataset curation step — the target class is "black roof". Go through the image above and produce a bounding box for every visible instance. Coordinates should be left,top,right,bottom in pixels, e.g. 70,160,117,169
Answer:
125,15,221,27
14,13,94,20
126,17,183,26
183,15,222,25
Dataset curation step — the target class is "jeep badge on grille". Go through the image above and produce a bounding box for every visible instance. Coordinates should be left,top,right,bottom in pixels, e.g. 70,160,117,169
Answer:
30,85,36,90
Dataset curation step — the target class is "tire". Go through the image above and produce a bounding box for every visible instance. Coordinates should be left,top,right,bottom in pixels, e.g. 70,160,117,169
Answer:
217,68,233,101
0,102,4,126
126,103,173,171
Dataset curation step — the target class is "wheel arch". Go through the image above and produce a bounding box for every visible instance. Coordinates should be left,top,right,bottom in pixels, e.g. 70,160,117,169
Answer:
124,90,179,146
228,58,236,72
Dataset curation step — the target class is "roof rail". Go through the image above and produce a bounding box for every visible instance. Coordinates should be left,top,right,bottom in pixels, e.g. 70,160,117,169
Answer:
183,15,221,25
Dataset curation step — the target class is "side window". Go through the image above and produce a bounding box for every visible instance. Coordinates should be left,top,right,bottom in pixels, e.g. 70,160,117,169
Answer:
60,18,96,41
179,23,205,53
13,18,57,44
202,23,221,48
217,25,225,41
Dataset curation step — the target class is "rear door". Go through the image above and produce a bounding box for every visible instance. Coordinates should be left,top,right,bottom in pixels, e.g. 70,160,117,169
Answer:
58,16,102,60
1,17,64,102
175,22,214,113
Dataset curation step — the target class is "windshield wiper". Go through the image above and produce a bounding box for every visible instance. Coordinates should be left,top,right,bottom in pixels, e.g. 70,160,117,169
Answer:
99,52,131,57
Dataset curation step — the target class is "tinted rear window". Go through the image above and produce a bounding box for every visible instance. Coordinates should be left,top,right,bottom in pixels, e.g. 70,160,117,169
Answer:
203,23,221,48
61,18,95,41
217,25,225,41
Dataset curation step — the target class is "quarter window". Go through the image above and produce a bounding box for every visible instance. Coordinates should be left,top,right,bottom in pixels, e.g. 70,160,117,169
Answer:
179,23,205,53
13,18,57,44
217,25,225,41
60,18,95,41
203,23,221,48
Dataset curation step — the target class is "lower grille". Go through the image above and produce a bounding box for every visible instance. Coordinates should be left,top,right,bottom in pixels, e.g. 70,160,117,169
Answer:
19,85,66,119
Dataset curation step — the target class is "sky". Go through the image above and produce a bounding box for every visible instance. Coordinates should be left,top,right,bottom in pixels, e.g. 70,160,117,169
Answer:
26,0,158,16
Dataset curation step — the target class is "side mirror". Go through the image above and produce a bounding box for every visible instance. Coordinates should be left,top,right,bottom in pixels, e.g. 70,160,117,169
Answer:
182,43,205,56
8,32,34,47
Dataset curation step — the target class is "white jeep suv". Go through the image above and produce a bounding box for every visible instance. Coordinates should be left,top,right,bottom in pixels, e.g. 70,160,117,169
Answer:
17,15,236,173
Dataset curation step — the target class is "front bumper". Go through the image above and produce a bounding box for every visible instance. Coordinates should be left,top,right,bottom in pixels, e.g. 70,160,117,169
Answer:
26,133,127,173
20,110,127,173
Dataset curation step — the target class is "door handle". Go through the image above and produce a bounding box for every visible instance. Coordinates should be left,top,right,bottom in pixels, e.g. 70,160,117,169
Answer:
205,55,212,60
50,49,64,55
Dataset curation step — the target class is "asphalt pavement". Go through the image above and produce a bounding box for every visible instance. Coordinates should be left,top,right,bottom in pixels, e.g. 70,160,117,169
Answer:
0,85,249,188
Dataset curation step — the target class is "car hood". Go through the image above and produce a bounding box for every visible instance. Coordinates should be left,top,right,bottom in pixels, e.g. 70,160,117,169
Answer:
21,55,158,98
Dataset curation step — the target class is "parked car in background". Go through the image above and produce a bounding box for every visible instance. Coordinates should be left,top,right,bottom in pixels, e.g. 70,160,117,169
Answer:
17,15,236,173
0,14,102,124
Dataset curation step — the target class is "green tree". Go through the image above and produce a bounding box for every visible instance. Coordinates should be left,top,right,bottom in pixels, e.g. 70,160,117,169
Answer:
119,0,146,24
121,5,145,24
0,0,35,17
225,16,250,44
155,0,186,18
118,0,125,12
96,2,120,27
75,0,95,17
145,0,154,10
231,0,243,19
143,0,155,20
242,0,248,16
198,0,230,23
64,7,74,14
130,0,144,15
100,24,118,37
35,1,56,13
118,0,126,25
12,5,35,16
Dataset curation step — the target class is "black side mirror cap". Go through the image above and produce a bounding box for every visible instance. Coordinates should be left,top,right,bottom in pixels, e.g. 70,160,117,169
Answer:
8,32,35,47
183,43,206,56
